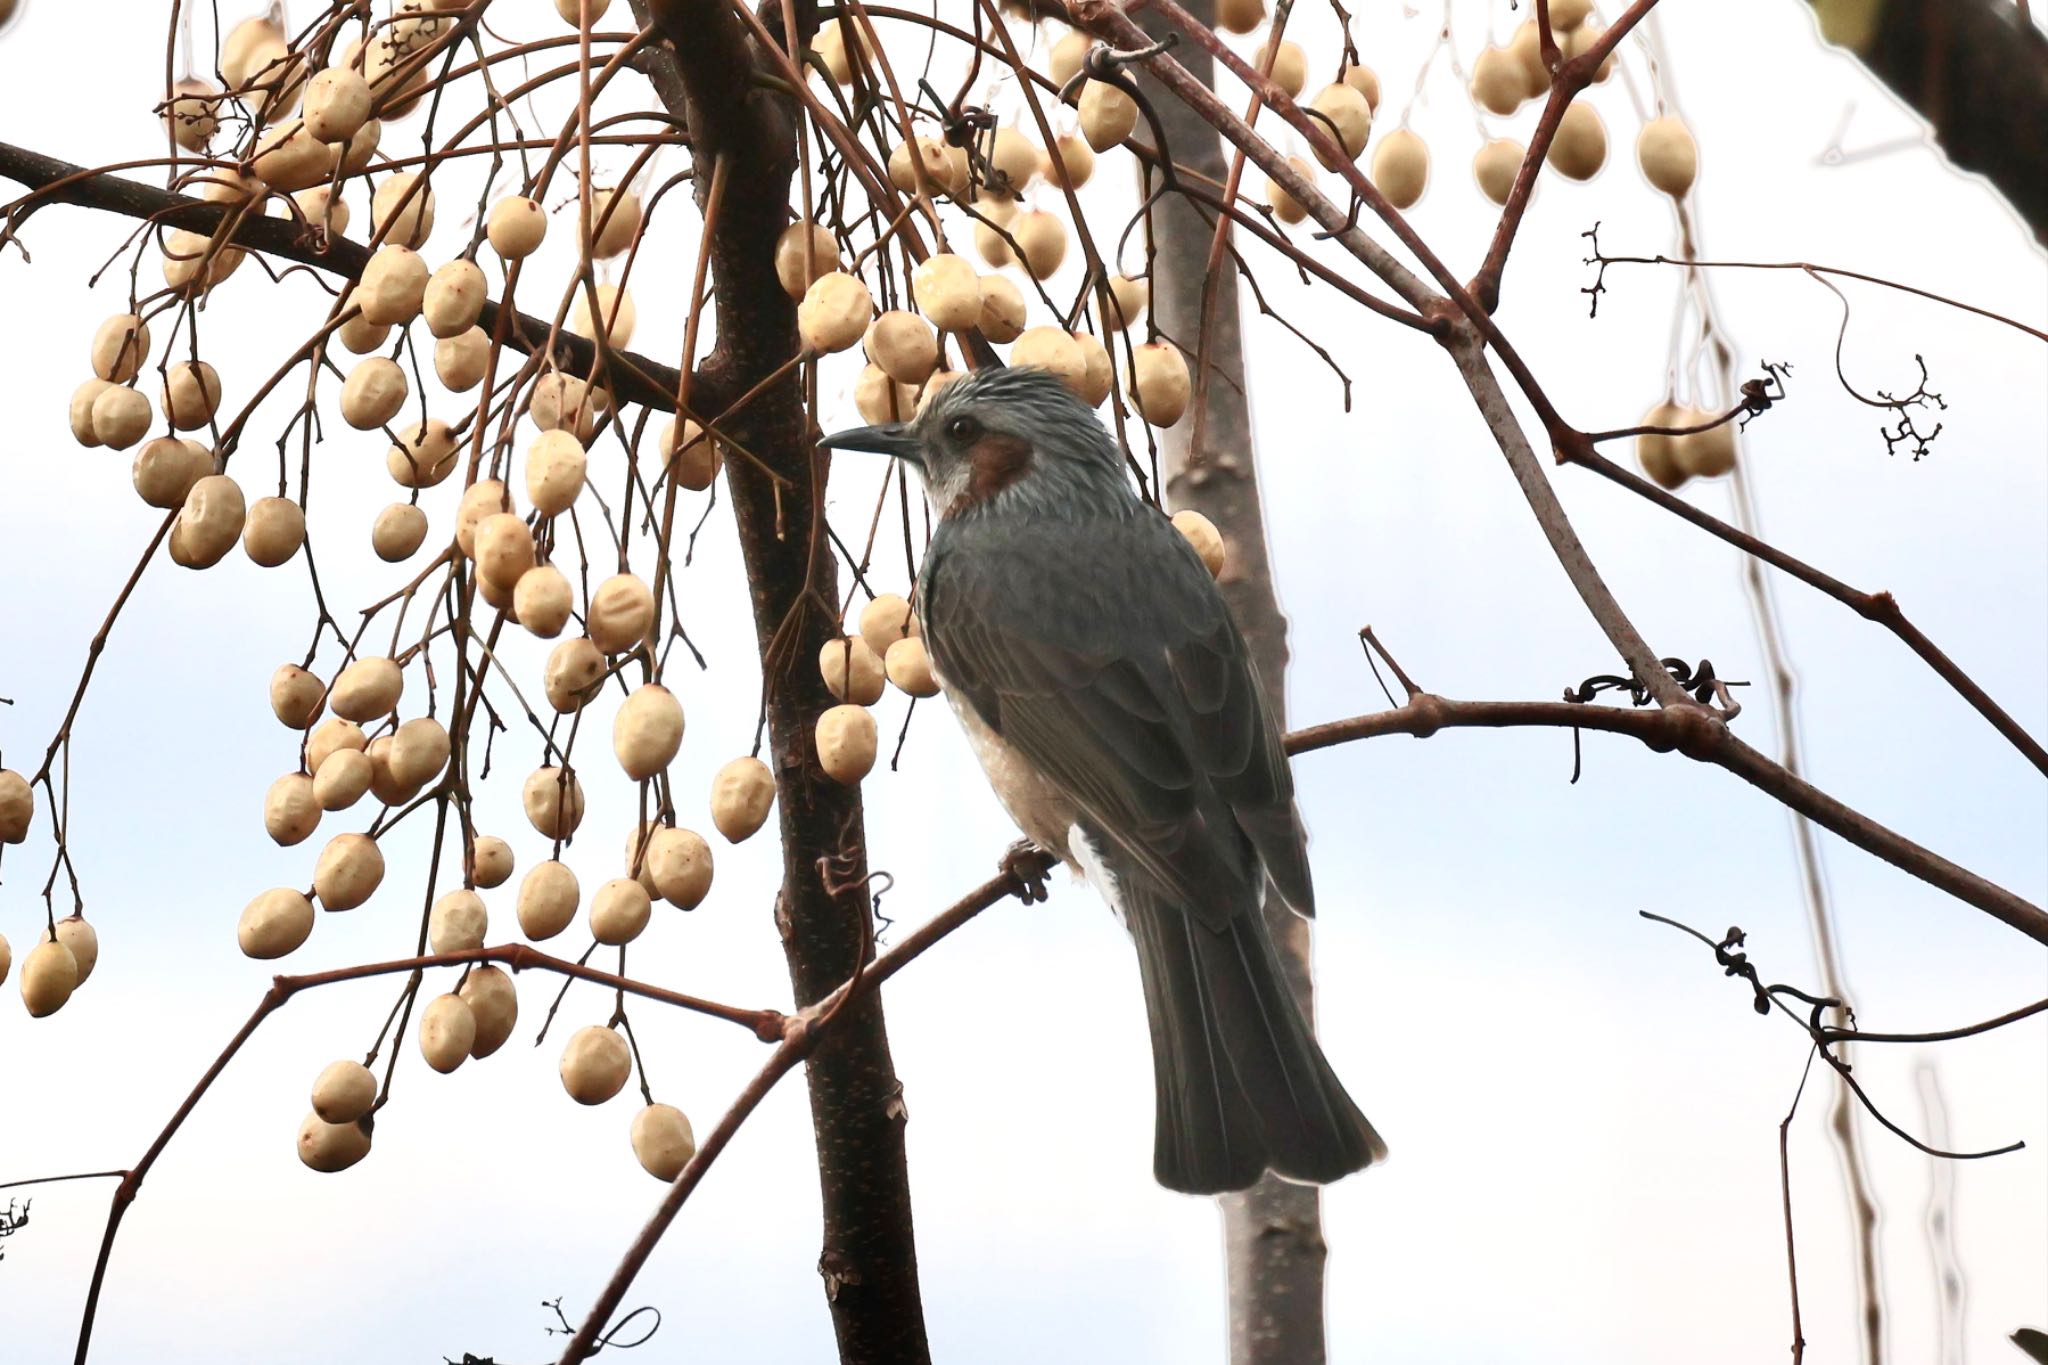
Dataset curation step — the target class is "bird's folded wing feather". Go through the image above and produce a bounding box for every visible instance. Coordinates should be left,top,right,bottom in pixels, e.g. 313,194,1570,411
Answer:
923,510,1315,928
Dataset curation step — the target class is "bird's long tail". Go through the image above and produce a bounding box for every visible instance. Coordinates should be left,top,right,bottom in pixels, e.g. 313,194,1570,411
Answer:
1123,877,1386,1195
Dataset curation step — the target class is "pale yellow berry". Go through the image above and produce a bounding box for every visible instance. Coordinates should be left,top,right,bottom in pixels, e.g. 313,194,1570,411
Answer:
388,716,450,788
337,312,391,355
630,1103,697,1180
514,565,574,638
1072,331,1113,407
589,187,640,259
313,749,371,811
1551,0,1594,30
1079,80,1137,152
529,372,604,439
371,171,435,248
889,136,969,198
1255,38,1307,97
475,512,536,593
487,195,547,259
518,860,580,940
90,312,152,383
854,365,921,425
815,704,878,785
373,503,428,561
331,656,402,722
293,185,350,238
340,357,408,430
1044,134,1095,190
588,573,655,654
1011,211,1067,280
264,772,321,845
70,378,112,446
131,437,212,509
42,916,98,987
307,718,367,775
659,418,724,492
1510,21,1552,97
544,637,605,713
774,221,839,300
1172,509,1226,577
454,479,507,557
1474,138,1525,206
164,76,220,152
1562,24,1617,83
710,757,775,843
865,311,938,384
296,1111,372,1173
1675,409,1737,479
911,253,980,332
1103,274,1148,330
560,1024,631,1104
386,419,459,489
1129,342,1191,427
976,276,1027,344
238,887,315,958
422,259,486,339
635,826,712,909
1266,156,1315,224
1635,401,1689,490
429,889,488,954
304,66,372,143
419,993,476,1073
472,835,515,889
523,766,586,838
20,939,76,1017
1470,46,1526,116
590,877,652,945
571,283,636,348
435,327,491,392
858,593,920,659
461,964,519,1057
161,360,222,431
819,637,886,706
90,386,151,451
311,1060,376,1124
1637,116,1698,198
799,271,874,354
1050,29,1090,87
358,245,428,325
271,664,326,730
1308,84,1372,170
1371,129,1430,210
614,684,685,780
1341,64,1382,110
1011,326,1086,389
884,637,940,697
250,120,329,195
1547,101,1608,180
315,833,385,910
1216,0,1265,34
169,474,247,569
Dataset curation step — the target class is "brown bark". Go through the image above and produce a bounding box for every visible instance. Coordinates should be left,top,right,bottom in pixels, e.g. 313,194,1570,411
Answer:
633,3,930,1359
1131,7,1332,1362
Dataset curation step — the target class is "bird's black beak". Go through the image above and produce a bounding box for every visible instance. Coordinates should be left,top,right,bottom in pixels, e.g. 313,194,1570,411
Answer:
817,423,922,465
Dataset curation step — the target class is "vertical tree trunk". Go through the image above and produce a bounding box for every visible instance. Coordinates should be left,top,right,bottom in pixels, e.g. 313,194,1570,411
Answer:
636,4,930,1359
1132,9,1332,1362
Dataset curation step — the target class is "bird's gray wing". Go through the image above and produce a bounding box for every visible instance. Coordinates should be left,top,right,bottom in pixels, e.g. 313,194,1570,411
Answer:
922,508,1314,927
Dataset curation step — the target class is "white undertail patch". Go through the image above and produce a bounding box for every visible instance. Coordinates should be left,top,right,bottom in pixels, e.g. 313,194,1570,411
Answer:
1068,825,1129,931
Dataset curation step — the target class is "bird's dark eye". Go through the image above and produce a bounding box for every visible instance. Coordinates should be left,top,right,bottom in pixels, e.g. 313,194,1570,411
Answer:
946,414,980,442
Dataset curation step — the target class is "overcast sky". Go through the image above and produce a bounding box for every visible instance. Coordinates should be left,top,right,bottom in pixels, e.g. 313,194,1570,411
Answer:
1,3,2043,1363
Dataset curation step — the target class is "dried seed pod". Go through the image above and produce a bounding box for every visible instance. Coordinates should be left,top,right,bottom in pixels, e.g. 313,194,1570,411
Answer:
522,765,586,838
170,474,247,569
514,565,573,638
250,120,329,194
1071,331,1113,407
265,772,321,845
976,276,1027,345
818,636,886,706
815,704,878,785
885,637,940,698
131,437,212,509
1371,129,1430,210
799,271,874,354
1128,341,1191,427
659,418,723,492
1044,134,1095,190
854,365,921,425
911,253,980,332
70,379,112,446
1509,21,1552,97
314,832,385,910
90,313,153,382
429,889,488,954
631,1103,697,1180
587,573,655,654
1216,0,1265,34
590,877,652,945
386,419,459,488
1308,84,1372,170
340,357,407,431
774,220,839,300
1675,410,1737,479
1637,116,1698,198
90,386,151,451
865,312,938,385
518,859,580,940
372,502,428,561
434,327,490,392
1011,211,1067,280
1341,63,1382,110
164,77,220,151
1011,326,1087,389
710,757,775,842
21,940,78,1017
389,716,450,788
544,637,605,713
1050,28,1090,87
307,718,367,774
1470,46,1526,116
461,965,518,1057
0,769,31,843
589,187,640,259
890,136,969,198
1473,138,1525,206
39,917,97,986
423,259,486,338
304,66,371,143
161,360,222,431
614,684,685,780
571,283,636,347
371,171,435,248
1172,509,1226,578
296,1111,371,1173
1561,24,1616,82
487,195,547,259
475,512,536,593
454,479,507,557
1634,402,1689,490
331,656,402,721
419,993,476,1073
1103,274,1148,330
856,589,921,658
1079,80,1137,152
472,835,514,889
337,312,390,355
1253,37,1307,97
271,664,326,729
1546,101,1608,180
1266,156,1315,224
560,1025,630,1104
310,745,369,810
358,245,428,325
311,1060,376,1124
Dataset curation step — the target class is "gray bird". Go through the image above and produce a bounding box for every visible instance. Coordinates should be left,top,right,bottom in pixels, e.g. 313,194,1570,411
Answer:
821,366,1384,1194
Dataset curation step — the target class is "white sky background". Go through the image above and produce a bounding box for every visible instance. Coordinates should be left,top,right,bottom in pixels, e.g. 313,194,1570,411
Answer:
0,1,2044,1362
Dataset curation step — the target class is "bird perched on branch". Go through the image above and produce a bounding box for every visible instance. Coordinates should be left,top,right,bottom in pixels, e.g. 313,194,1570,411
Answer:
821,365,1384,1194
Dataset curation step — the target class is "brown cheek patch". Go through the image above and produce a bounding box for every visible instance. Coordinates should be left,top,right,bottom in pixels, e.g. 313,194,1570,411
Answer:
949,432,1033,514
